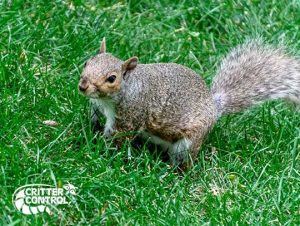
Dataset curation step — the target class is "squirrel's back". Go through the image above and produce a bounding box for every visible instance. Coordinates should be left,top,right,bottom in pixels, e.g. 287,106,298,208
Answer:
212,40,300,116
122,62,216,135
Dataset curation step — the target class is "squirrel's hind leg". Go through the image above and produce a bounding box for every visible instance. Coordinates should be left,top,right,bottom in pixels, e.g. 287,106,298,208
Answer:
168,136,203,171
168,138,192,166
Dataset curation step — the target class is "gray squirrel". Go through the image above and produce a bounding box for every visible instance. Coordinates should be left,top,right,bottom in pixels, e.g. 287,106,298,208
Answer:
79,38,300,169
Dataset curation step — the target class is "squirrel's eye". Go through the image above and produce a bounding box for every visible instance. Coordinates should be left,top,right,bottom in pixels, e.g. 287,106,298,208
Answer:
106,75,116,83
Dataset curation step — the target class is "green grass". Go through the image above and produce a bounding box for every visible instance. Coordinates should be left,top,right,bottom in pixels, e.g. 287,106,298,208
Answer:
1,0,300,225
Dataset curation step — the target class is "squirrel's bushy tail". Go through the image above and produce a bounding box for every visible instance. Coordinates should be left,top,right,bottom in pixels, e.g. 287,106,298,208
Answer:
212,40,300,116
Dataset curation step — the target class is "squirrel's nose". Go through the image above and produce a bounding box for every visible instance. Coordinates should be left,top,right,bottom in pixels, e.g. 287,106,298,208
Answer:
79,79,89,92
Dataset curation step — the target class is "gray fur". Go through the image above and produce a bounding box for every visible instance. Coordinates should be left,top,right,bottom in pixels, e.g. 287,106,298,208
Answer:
212,40,300,115
79,39,300,169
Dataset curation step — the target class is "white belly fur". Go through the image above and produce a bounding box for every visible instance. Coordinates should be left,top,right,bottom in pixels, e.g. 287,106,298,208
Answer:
141,131,172,150
90,99,192,164
90,98,116,136
141,131,192,164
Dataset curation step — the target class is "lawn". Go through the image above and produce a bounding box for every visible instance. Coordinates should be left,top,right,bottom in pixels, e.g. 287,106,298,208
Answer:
1,0,300,225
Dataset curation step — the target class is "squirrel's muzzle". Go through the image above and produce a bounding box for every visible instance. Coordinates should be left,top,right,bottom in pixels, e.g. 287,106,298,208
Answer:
78,78,89,92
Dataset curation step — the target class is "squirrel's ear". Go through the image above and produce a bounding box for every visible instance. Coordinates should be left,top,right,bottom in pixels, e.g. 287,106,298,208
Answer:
122,57,138,72
99,37,106,54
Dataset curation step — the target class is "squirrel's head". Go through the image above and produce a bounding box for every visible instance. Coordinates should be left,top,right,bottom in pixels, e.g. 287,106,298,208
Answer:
79,37,138,98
